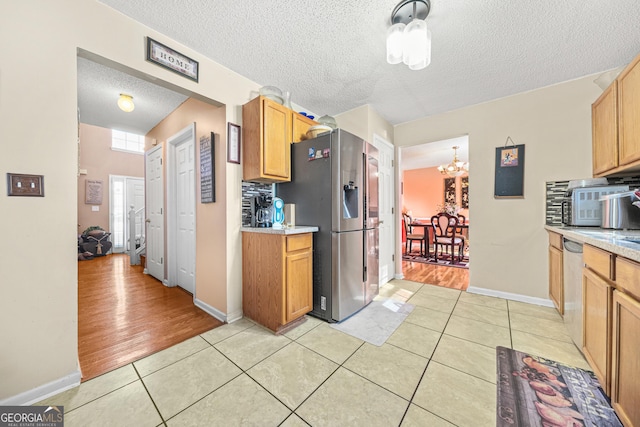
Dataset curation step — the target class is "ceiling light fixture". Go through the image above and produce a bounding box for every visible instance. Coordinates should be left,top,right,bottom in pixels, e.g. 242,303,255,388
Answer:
386,0,432,71
117,93,135,112
438,146,468,177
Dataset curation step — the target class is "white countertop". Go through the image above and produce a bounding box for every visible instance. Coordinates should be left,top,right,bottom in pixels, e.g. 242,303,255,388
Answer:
545,225,640,262
240,226,319,235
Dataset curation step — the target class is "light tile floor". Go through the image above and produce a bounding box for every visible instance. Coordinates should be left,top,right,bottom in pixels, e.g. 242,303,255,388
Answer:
39,279,589,427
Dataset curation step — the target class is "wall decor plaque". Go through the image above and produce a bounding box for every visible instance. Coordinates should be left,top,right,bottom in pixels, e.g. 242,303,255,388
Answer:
200,132,215,203
85,179,103,204
146,37,199,82
495,137,525,199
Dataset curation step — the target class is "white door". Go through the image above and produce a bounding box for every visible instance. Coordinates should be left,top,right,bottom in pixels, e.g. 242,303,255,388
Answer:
145,144,165,282
109,176,144,253
373,134,395,285
126,178,145,251
168,124,196,294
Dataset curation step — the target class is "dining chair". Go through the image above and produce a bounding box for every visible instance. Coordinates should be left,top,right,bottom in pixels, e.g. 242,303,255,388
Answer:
430,213,465,264
456,214,467,237
403,213,427,256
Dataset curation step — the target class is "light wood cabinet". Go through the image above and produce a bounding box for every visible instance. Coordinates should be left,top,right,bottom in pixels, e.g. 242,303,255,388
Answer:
592,81,618,175
548,231,564,315
242,231,313,332
582,266,613,394
242,97,319,182
592,52,640,177
292,112,317,143
243,96,292,182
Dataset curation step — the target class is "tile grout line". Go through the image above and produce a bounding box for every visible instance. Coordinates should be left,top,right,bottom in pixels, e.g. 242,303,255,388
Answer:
132,363,167,426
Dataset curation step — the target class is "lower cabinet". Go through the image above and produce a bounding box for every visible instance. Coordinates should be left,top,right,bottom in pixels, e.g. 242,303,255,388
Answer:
242,231,313,332
548,239,564,315
582,267,612,395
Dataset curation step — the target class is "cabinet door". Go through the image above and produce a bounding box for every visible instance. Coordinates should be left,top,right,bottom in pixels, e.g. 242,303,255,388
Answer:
611,290,640,427
292,113,317,143
582,267,612,394
262,99,291,180
618,55,640,166
592,81,618,176
284,250,313,323
549,245,564,315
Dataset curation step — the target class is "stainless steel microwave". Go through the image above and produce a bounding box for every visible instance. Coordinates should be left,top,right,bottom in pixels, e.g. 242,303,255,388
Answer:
561,185,629,226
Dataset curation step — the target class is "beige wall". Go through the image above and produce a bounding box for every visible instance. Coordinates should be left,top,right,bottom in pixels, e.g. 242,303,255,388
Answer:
0,0,259,402
78,124,144,233
145,98,228,312
395,75,602,299
335,104,394,144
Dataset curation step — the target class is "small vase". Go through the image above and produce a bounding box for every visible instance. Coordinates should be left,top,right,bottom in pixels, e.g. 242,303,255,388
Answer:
283,91,292,109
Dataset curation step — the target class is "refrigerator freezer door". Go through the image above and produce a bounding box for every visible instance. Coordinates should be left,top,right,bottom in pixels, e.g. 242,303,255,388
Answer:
331,230,365,321
332,130,365,232
364,227,379,305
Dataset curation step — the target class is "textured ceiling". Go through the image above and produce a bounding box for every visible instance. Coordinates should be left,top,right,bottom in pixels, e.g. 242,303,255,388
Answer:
97,0,640,126
77,57,188,135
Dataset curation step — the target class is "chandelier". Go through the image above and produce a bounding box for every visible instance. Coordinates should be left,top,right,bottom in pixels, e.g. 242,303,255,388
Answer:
386,0,432,71
438,146,469,177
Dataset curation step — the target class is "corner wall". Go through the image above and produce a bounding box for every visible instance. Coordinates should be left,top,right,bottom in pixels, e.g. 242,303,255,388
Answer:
394,75,602,299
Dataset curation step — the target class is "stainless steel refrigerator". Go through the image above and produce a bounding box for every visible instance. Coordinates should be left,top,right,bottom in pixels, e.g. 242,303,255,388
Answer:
277,129,379,322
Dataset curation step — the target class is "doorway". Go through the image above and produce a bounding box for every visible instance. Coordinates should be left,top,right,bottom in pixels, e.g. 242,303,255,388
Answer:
166,123,196,295
372,134,395,286
109,175,144,253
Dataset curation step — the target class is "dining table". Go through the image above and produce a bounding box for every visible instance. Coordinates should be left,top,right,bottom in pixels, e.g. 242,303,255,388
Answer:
410,218,469,257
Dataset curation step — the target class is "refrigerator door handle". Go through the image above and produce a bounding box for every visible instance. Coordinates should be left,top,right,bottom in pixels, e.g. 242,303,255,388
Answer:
363,232,368,283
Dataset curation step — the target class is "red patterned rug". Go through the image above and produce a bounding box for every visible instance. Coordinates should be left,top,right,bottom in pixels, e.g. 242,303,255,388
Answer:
402,251,469,269
496,346,622,427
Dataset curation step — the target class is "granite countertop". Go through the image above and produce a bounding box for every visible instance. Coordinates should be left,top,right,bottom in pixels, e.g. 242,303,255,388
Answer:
545,225,640,263
240,226,319,235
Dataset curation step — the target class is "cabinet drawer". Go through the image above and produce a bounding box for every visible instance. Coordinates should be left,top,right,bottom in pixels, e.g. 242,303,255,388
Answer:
286,233,312,252
548,231,563,250
616,257,640,299
584,244,614,280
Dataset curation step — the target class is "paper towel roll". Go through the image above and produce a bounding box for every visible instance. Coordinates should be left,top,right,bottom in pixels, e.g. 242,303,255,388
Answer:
284,204,295,227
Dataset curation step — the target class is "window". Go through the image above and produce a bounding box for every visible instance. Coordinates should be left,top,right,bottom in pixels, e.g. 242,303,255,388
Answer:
112,130,145,154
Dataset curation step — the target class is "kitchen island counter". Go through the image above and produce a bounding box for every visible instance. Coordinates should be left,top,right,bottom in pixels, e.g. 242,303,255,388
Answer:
241,226,318,235
545,225,640,262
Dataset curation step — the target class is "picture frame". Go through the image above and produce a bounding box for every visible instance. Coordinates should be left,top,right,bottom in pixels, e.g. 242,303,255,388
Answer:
495,144,525,198
146,37,199,82
199,133,215,203
444,178,456,204
227,122,241,164
7,173,44,197
461,177,469,209
85,179,103,204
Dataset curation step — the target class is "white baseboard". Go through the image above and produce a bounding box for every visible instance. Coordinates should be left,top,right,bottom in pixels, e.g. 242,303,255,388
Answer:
466,286,555,308
0,369,81,406
394,273,405,280
226,309,243,323
194,298,227,323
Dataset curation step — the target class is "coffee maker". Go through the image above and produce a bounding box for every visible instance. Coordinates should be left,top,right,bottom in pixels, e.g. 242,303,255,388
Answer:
250,195,272,227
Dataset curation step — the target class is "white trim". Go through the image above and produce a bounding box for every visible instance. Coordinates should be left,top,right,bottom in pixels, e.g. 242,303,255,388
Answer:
226,309,244,323
466,286,555,307
372,133,394,149
0,370,81,406
110,147,144,155
194,298,227,323
394,273,405,279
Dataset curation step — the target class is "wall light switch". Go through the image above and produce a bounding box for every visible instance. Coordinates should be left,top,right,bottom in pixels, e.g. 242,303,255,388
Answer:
92,205,99,212
79,169,88,175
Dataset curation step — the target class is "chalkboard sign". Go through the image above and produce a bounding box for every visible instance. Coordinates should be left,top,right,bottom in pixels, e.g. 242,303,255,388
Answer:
494,144,525,198
200,133,215,203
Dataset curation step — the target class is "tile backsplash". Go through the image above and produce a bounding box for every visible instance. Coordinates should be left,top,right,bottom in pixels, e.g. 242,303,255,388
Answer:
545,176,640,225
241,182,274,226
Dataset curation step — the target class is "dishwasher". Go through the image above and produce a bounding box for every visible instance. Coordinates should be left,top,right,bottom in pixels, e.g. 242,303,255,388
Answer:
563,237,584,349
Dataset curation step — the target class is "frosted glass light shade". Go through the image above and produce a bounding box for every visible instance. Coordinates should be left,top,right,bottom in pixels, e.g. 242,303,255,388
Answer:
404,19,431,70
117,94,135,112
386,23,406,64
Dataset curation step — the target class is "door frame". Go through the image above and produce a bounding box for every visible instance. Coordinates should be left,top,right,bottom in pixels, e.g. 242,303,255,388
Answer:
108,175,144,253
166,123,197,294
145,144,165,280
372,133,395,285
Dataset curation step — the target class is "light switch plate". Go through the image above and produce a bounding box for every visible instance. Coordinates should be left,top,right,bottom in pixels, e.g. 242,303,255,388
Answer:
7,173,44,197
92,206,100,212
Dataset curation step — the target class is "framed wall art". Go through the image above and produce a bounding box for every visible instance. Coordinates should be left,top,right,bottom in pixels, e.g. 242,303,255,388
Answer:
495,137,525,198
444,177,456,204
146,37,199,82
461,177,469,209
85,179,103,204
227,122,241,164
200,133,215,203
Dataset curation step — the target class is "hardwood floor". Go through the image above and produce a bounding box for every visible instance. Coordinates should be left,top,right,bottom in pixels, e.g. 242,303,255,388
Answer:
78,254,223,382
402,260,469,290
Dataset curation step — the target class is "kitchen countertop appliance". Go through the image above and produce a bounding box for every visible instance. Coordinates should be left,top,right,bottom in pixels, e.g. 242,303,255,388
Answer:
251,195,273,228
561,179,628,226
600,190,640,229
277,129,379,322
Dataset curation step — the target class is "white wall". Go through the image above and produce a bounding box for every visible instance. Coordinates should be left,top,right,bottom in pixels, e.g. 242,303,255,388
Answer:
394,76,603,299
0,0,258,402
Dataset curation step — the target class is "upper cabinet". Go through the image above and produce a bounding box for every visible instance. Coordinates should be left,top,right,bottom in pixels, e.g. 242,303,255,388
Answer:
592,53,640,177
242,96,318,183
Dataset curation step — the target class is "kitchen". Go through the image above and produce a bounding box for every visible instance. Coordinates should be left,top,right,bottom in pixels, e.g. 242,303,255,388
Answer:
3,1,640,425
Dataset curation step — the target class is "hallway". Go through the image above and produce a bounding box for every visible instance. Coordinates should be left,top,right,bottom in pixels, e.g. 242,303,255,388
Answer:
78,254,223,381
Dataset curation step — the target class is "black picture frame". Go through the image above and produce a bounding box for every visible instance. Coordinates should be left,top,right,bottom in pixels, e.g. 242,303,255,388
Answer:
444,178,456,204
461,177,469,209
494,144,525,198
146,37,199,82
199,133,215,203
7,173,44,197
227,123,241,164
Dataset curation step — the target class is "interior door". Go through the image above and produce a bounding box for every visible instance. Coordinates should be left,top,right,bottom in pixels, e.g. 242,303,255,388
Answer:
126,177,145,251
372,134,395,285
168,124,196,294
145,145,164,282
